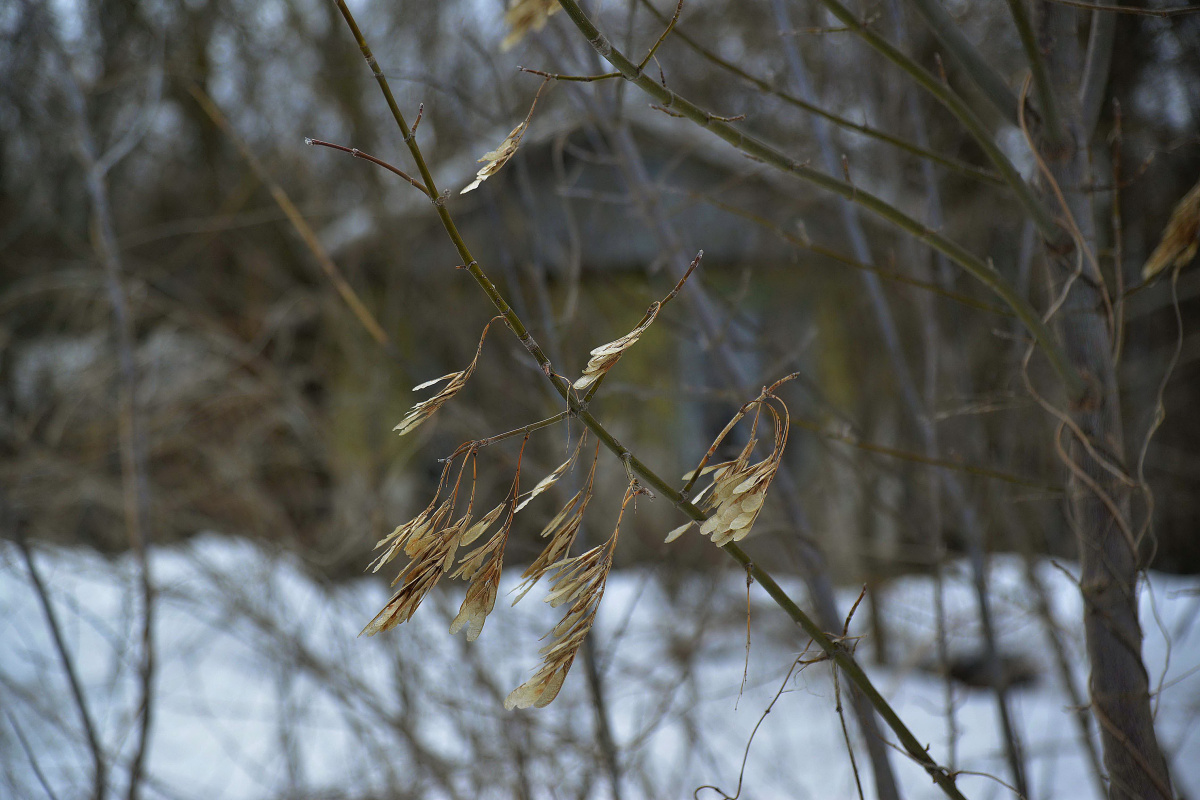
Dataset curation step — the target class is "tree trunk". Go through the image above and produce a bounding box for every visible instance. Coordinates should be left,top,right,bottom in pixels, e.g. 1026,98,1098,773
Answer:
1038,6,1173,798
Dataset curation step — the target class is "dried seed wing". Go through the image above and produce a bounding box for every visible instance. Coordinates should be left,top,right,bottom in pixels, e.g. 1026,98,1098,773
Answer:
394,322,494,435
501,0,560,51
740,494,765,514
461,503,505,546
664,521,696,543
690,481,717,505
462,75,551,191
544,574,587,608
461,120,528,194
1143,177,1200,281
506,520,616,709
359,592,405,637
515,434,586,513
538,623,591,659
573,302,660,390
733,474,763,496
412,373,459,392
681,460,735,482
505,667,568,710
730,512,757,531
712,527,738,547
450,578,499,641
693,389,790,545
536,490,583,539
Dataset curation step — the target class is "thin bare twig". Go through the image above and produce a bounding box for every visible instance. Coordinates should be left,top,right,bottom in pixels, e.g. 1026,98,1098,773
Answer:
1132,267,1185,556
636,0,684,71
635,0,1005,186
735,562,753,710
1007,0,1066,144
5,709,62,800
1079,1,1117,137
189,85,395,353
905,0,1023,126
519,66,621,82
304,138,430,196
1044,0,1200,16
16,537,106,800
788,415,1062,492
664,188,1013,315
1112,100,1128,365
554,0,1082,397
694,653,809,800
471,411,572,449
833,667,867,800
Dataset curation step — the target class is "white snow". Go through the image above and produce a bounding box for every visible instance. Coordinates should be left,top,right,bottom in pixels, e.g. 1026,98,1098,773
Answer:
2,536,1197,799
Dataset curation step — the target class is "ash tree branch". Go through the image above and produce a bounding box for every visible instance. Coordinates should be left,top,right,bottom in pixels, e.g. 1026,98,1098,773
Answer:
330,4,969,799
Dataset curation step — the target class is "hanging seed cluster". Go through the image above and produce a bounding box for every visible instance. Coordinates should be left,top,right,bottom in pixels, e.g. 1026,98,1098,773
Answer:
666,391,790,547
506,479,630,709
363,410,605,706
365,260,723,707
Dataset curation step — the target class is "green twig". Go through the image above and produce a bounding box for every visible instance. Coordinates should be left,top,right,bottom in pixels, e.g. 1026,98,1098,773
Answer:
906,0,1023,126
635,0,1003,187
1079,1,1117,138
1006,0,1067,146
636,0,683,71
305,138,430,196
519,66,622,82
789,415,1063,493
666,187,1014,316
1043,0,1200,16
472,411,572,449
757,0,1066,247
722,544,966,800
553,0,1083,398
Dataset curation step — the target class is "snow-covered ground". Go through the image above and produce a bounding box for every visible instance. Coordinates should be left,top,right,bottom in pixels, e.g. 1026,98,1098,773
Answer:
2,535,1198,799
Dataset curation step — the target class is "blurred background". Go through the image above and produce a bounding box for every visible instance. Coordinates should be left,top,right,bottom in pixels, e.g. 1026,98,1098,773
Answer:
2,0,1199,798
